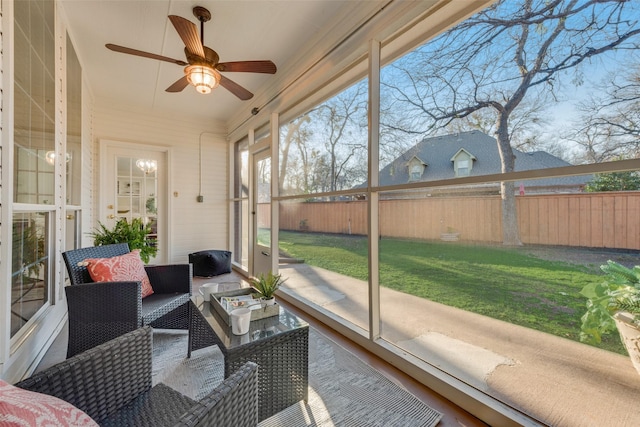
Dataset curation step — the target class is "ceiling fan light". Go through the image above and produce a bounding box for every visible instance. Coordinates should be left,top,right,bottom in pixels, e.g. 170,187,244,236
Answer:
185,65,220,94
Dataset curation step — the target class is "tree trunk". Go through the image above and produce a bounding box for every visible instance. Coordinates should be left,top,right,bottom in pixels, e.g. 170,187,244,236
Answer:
279,118,307,192
496,115,523,246
501,181,522,246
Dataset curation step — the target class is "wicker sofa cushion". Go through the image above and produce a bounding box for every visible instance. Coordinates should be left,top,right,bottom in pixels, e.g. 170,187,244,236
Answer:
98,383,196,427
0,379,98,426
85,249,154,298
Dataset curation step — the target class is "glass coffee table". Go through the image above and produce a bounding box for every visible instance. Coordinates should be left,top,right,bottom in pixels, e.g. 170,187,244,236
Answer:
189,292,309,421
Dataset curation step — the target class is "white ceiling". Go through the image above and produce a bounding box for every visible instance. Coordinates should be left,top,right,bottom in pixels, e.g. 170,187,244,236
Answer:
60,1,383,125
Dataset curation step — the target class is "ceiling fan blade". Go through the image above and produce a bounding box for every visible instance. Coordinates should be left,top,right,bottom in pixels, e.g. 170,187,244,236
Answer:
219,75,254,100
217,60,277,74
165,76,190,93
106,44,187,66
168,15,205,58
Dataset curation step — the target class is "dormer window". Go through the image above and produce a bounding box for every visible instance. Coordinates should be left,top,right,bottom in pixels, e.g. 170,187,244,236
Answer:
457,159,470,176
450,149,476,177
407,156,427,182
410,164,422,180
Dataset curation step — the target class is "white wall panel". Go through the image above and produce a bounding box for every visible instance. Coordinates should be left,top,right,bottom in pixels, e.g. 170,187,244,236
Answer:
92,105,229,263
80,79,94,248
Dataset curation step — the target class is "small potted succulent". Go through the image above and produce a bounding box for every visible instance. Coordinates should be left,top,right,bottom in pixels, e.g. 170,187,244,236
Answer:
251,271,286,306
580,260,640,374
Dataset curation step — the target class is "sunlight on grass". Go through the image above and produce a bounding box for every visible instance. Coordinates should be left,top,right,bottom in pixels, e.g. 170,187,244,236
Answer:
279,231,625,354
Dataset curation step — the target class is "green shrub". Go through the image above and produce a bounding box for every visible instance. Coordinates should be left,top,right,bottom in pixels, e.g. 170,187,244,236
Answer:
580,261,640,345
90,218,157,263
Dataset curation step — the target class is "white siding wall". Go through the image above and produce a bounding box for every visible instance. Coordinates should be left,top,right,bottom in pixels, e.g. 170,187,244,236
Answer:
80,79,94,248
92,105,229,263
0,0,6,376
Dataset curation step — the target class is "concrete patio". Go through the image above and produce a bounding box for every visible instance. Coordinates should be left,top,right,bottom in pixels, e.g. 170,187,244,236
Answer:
279,263,640,427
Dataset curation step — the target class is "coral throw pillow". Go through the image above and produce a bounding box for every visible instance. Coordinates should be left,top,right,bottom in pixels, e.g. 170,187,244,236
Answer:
85,249,154,298
0,379,98,426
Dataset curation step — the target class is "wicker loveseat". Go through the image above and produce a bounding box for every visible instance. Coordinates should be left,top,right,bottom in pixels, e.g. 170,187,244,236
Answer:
15,327,259,426
62,243,192,357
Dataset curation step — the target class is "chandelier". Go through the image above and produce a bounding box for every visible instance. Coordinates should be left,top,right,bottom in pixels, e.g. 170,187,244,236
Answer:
136,159,157,174
45,151,71,165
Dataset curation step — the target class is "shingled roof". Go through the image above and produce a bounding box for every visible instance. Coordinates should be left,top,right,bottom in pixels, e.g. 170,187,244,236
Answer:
378,130,590,191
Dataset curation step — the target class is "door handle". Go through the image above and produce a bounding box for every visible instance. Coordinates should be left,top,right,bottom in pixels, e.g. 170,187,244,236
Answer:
107,214,115,219
261,251,270,256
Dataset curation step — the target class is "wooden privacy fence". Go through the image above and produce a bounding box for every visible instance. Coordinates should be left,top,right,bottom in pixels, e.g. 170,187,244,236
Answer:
258,191,640,250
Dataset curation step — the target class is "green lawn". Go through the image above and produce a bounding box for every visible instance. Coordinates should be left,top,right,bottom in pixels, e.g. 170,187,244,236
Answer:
277,231,625,354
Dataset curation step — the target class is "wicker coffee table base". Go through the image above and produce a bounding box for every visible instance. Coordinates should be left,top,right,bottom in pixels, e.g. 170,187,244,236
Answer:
189,300,309,421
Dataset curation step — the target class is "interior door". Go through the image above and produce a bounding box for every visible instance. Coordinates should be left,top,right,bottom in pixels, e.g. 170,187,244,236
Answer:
252,148,272,276
101,142,166,264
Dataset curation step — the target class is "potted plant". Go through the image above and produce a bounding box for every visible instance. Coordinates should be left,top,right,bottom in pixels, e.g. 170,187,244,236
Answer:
89,217,158,263
251,271,287,306
580,260,640,375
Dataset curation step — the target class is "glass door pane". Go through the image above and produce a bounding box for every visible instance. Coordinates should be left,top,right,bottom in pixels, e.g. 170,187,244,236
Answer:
253,150,272,275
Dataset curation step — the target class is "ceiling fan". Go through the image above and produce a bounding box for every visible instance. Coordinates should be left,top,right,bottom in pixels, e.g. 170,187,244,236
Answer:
106,6,277,100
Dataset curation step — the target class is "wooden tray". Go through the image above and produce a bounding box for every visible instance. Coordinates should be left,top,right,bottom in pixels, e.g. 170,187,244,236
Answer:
209,288,280,326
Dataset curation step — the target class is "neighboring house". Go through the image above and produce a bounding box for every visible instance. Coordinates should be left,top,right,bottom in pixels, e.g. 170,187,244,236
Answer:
379,130,590,196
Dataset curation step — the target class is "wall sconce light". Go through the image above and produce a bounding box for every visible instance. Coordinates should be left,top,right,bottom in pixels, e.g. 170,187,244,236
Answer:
136,159,157,174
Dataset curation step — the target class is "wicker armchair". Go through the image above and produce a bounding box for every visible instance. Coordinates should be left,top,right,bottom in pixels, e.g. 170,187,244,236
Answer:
15,327,258,427
63,243,193,357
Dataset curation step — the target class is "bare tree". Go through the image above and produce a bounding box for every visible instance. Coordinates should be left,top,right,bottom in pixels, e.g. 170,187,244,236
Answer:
313,82,368,193
279,82,368,195
563,126,622,164
279,116,310,194
441,97,549,152
381,0,640,245
574,66,640,161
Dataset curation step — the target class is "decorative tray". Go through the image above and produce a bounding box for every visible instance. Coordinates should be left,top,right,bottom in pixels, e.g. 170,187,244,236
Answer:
209,288,279,326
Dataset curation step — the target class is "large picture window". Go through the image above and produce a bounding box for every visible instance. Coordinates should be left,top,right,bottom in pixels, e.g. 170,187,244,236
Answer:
12,0,56,338
278,78,370,332
269,0,640,425
376,1,640,424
